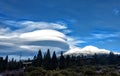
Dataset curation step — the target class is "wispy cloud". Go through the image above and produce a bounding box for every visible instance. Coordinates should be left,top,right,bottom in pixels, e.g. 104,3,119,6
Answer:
67,36,86,49
113,8,120,15
3,20,67,32
0,28,11,35
87,29,120,41
92,33,119,39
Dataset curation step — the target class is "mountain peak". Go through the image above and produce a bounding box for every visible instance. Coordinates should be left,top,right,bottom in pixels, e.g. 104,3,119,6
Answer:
82,45,99,50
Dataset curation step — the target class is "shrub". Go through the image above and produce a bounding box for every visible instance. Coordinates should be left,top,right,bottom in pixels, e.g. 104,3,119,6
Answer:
30,70,43,76
25,66,37,72
109,71,120,76
84,69,96,76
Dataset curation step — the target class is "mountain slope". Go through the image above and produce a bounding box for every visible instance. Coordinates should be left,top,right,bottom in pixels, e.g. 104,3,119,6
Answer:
64,45,119,56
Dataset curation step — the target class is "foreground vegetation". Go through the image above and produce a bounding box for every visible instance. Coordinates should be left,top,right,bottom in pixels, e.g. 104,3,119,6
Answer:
25,65,120,76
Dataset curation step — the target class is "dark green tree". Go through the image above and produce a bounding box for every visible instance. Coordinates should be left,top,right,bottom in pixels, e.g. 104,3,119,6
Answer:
66,55,71,67
36,49,42,67
71,55,76,65
93,53,98,65
42,53,46,68
76,56,82,66
32,55,37,67
0,57,4,72
51,51,58,70
44,49,52,70
4,55,8,70
108,52,116,64
8,58,17,70
59,52,66,69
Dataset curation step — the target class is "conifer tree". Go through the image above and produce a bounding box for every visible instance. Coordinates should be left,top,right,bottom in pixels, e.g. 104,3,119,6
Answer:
51,51,58,70
0,57,4,72
4,55,8,70
36,49,42,66
66,55,71,67
42,53,46,68
59,51,66,69
32,55,37,67
108,52,115,64
93,53,98,64
44,49,52,70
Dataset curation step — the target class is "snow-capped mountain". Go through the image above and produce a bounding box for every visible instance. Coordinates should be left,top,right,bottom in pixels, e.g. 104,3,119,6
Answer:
64,45,119,56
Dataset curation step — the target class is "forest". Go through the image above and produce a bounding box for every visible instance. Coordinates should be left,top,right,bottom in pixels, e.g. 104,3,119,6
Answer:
0,49,120,76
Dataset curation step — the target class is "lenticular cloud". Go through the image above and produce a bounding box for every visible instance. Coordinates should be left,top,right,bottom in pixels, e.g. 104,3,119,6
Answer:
20,29,69,51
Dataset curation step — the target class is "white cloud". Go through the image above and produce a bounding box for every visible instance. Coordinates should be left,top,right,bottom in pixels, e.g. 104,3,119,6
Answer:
19,29,69,51
92,33,120,39
20,29,66,41
62,29,72,34
4,20,67,33
0,24,85,58
21,21,67,29
0,20,73,54
0,20,82,54
0,29,70,53
0,28,11,35
67,36,86,48
20,45,63,53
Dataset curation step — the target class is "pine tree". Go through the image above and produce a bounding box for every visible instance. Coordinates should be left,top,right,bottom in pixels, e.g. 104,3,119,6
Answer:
0,57,4,72
4,55,8,70
8,58,16,70
59,51,66,69
51,51,58,70
108,52,116,64
44,49,52,70
32,55,37,67
5,55,8,63
66,55,71,67
42,53,46,68
76,56,82,66
36,49,42,66
93,53,98,65
71,55,76,65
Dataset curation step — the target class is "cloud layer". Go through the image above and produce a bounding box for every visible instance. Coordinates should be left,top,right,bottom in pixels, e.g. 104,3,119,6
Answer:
0,20,82,58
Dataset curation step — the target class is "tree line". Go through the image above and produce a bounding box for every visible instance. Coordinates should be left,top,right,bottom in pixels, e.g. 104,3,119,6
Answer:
0,49,120,72
32,49,120,70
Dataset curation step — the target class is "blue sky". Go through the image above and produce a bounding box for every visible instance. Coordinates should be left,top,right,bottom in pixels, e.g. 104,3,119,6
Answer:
0,0,120,59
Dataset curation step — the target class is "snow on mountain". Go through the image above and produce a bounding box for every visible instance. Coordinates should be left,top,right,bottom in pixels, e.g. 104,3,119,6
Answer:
64,45,119,56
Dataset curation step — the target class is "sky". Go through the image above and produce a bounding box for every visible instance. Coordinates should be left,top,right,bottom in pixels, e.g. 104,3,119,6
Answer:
0,0,120,59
